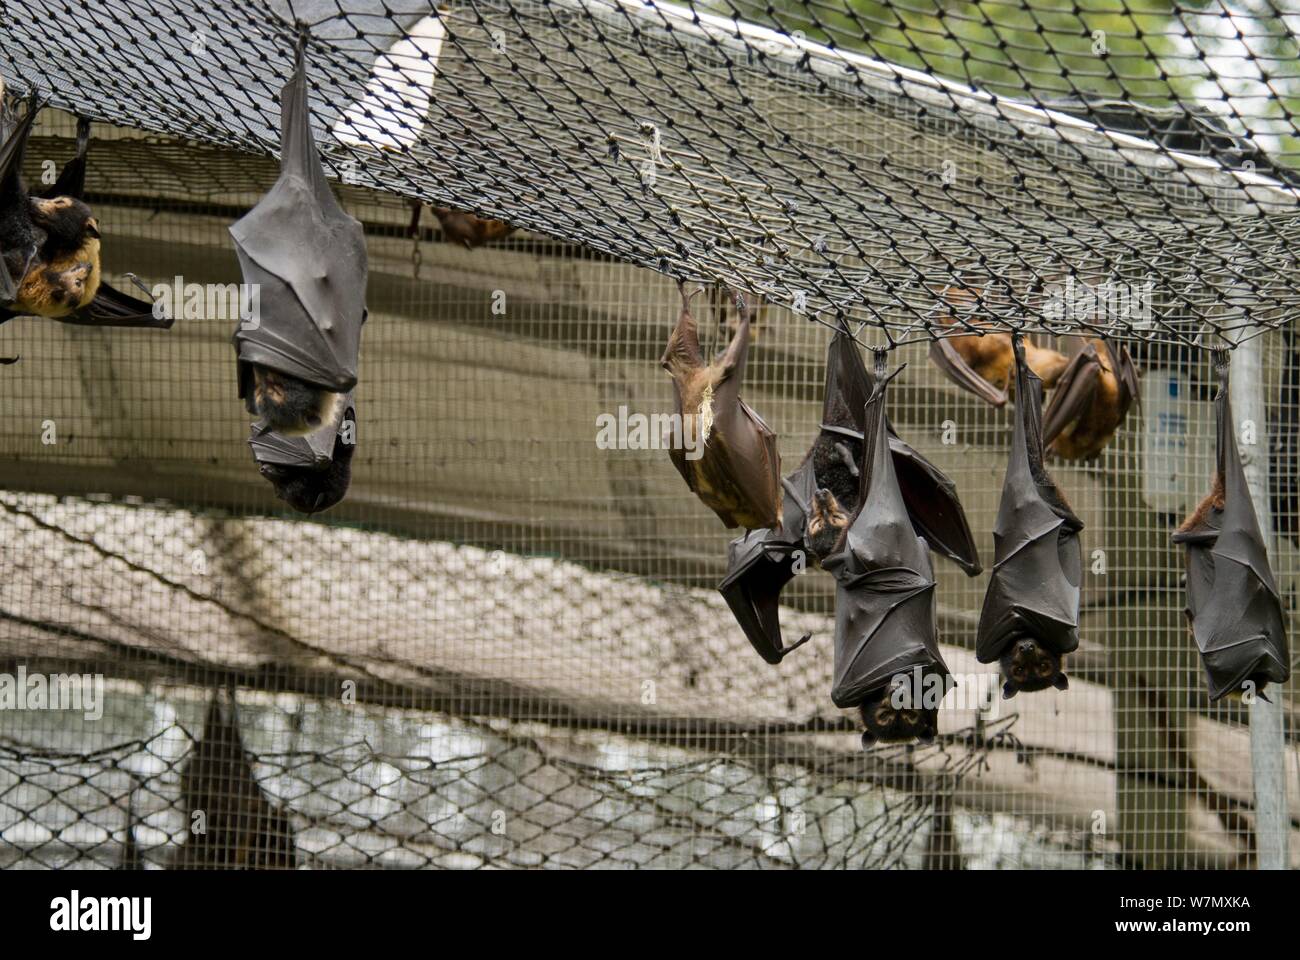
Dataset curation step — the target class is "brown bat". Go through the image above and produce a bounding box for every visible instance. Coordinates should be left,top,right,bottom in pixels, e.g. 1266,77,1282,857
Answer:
1041,336,1141,460
661,282,781,530
928,286,1068,407
422,204,515,249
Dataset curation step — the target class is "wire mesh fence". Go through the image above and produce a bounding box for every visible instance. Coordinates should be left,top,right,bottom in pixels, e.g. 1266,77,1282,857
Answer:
0,1,1296,869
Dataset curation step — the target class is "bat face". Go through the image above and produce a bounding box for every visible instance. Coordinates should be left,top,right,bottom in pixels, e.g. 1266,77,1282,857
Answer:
806,487,850,563
259,431,354,515
858,685,938,747
17,259,95,317
999,638,1068,698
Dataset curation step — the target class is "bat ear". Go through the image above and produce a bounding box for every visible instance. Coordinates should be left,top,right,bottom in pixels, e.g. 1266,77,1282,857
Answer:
1053,673,1069,691
1002,681,1017,700
859,731,876,750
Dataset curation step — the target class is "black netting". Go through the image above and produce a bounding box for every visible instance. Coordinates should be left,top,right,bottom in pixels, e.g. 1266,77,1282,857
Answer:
2,1,1298,347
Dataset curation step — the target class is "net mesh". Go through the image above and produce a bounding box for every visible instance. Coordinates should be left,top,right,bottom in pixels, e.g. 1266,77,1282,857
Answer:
0,0,1295,869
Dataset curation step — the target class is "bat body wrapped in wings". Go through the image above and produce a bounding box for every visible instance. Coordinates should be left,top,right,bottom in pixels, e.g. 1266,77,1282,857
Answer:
1042,336,1140,460
720,326,981,665
0,94,166,331
173,688,297,870
822,356,952,747
1172,359,1290,702
976,335,1083,698
927,285,1068,407
231,36,366,512
661,282,781,531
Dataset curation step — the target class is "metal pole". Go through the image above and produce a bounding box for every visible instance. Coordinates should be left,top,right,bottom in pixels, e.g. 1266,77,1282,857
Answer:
1231,333,1291,870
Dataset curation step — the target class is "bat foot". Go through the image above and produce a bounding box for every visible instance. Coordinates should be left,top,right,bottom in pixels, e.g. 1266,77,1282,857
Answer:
776,633,811,660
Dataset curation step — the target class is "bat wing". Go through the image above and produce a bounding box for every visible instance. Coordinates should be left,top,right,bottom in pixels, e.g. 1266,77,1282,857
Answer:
1112,340,1142,415
929,335,1008,407
825,327,871,433
40,116,91,200
0,98,39,308
888,433,983,577
230,40,367,393
816,329,982,574
976,338,1083,663
0,258,13,307
823,363,948,708
718,459,817,663
1041,342,1102,445
1174,363,1289,700
58,279,172,328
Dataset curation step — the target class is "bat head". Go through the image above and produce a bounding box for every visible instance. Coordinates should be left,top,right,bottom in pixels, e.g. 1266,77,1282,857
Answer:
29,195,99,254
22,260,93,316
857,684,939,749
999,638,1068,698
806,487,850,562
259,433,354,515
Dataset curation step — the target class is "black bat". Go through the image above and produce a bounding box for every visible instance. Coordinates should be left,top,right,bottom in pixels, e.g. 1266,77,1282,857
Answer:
231,34,367,437
720,325,981,665
661,282,781,531
1041,336,1140,460
976,334,1083,698
823,354,951,748
0,94,167,329
173,688,297,870
1172,356,1290,702
251,393,356,514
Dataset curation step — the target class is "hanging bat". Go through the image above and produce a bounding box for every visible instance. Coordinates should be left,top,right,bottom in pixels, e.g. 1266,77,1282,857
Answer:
0,95,167,328
250,393,355,514
1172,357,1289,702
976,334,1084,698
1041,336,1140,460
661,281,781,531
231,35,367,441
427,205,515,249
721,326,982,665
928,285,1068,407
173,688,297,870
823,355,952,747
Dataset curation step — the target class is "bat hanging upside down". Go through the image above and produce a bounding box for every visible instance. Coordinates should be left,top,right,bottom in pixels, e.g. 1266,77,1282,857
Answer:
1,96,166,329
661,282,781,531
927,285,1069,407
1041,336,1140,460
